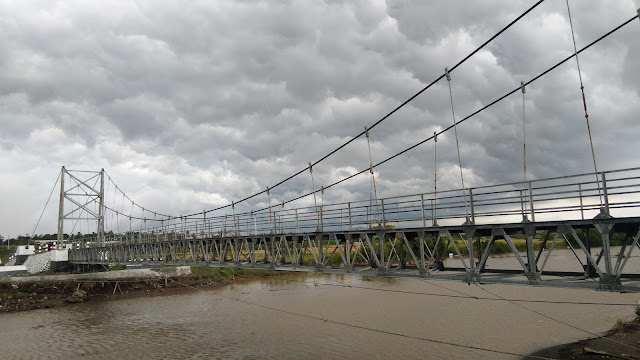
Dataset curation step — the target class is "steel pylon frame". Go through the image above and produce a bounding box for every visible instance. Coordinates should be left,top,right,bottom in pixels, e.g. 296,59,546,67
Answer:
57,166,105,248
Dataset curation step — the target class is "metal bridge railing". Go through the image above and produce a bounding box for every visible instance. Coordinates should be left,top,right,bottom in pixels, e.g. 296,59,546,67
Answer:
70,167,640,248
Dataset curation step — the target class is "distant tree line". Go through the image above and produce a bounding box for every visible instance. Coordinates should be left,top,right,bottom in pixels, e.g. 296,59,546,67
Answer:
2,232,112,246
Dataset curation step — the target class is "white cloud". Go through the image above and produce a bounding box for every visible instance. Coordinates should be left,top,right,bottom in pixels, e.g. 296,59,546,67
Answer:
1,0,639,238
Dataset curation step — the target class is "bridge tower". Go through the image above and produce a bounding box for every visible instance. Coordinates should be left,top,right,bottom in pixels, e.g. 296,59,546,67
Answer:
56,166,105,249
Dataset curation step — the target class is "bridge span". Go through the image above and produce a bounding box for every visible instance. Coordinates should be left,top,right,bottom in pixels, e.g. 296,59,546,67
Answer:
66,167,640,292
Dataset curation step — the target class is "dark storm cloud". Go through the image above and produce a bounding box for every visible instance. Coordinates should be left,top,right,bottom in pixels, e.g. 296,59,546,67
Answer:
1,0,639,238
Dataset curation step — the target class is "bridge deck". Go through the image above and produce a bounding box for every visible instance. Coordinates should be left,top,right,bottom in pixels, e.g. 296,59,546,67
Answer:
69,216,640,292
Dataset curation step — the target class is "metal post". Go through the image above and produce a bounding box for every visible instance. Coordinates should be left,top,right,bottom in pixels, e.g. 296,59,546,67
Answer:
348,202,352,231
270,236,275,269
98,169,105,246
380,199,386,228
467,231,474,272
223,214,227,237
203,211,207,237
267,186,273,234
578,184,584,220
469,188,475,223
528,181,535,222
602,172,610,215
419,233,425,274
295,209,299,233
309,163,320,231
603,231,613,276
320,186,324,232
317,234,323,268
252,211,256,235
420,194,426,228
281,201,285,233
231,202,236,236
520,189,525,220
57,166,66,247
378,232,384,272
433,131,438,227
477,234,481,269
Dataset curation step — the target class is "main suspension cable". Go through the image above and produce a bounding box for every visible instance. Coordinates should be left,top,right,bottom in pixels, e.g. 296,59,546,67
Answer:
162,0,547,221
97,6,637,225
240,14,638,218
445,67,469,219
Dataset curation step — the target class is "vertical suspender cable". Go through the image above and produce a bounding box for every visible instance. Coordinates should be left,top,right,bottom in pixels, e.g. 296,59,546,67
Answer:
445,67,470,219
130,201,134,242
267,186,273,234
365,126,381,226
521,81,527,183
320,186,324,231
309,164,320,231
232,202,236,235
111,185,117,235
521,81,530,221
281,201,285,233
566,0,603,209
433,131,438,226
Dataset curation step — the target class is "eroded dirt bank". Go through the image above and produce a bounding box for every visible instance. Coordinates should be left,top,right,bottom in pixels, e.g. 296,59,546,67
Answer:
0,267,286,313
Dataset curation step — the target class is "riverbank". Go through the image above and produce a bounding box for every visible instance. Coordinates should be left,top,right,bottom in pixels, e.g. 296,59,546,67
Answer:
0,266,287,313
528,316,640,359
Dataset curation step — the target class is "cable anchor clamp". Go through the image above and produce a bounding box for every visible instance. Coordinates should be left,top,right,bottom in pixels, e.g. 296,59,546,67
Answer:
444,67,451,82
520,81,526,94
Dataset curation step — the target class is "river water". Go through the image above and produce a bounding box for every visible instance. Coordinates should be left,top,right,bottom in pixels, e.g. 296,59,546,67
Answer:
1,267,640,360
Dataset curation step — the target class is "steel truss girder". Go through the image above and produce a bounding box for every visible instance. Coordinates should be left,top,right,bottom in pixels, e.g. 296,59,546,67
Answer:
68,217,640,292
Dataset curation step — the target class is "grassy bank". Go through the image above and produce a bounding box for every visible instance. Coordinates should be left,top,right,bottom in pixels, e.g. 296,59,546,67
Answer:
0,266,286,313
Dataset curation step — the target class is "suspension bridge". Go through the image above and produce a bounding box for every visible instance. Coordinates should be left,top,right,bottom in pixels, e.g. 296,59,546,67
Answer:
26,3,640,292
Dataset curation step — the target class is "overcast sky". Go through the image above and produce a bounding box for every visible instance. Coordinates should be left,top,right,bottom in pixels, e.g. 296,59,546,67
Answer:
1,0,639,238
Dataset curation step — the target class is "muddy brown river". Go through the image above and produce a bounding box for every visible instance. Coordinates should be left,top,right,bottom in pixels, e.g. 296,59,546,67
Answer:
2,263,640,359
